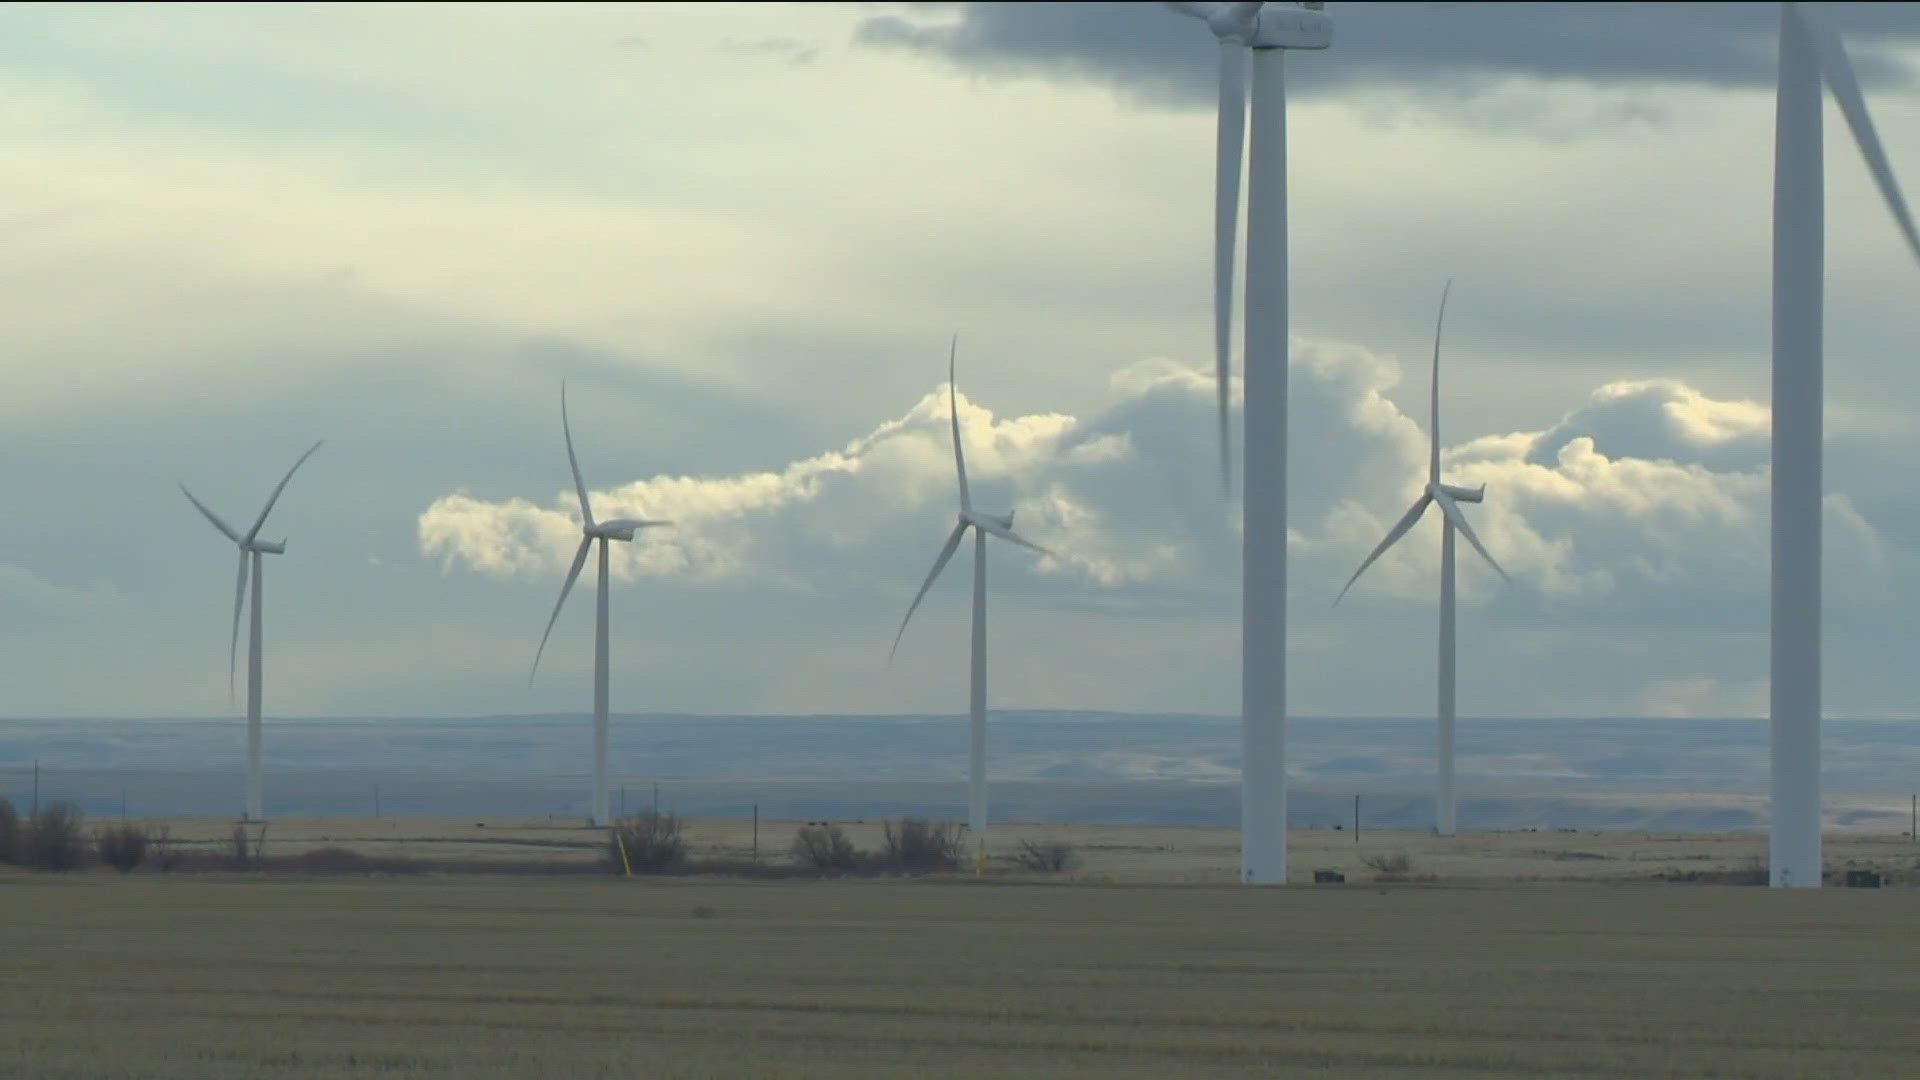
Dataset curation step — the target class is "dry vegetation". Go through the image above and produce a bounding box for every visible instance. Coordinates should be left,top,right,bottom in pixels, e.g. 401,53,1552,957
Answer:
45,815,1920,885
1,871,1917,1078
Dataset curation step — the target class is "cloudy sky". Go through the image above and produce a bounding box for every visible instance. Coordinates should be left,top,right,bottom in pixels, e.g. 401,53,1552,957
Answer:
4,2,1920,721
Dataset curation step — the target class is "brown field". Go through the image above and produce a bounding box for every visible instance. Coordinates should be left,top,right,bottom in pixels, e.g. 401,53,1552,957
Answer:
4,820,1920,1077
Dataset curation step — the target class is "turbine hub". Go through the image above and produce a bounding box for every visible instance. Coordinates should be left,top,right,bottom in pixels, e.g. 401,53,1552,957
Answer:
1206,5,1258,42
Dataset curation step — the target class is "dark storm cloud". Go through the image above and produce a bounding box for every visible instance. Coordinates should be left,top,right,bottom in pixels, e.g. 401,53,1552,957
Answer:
855,3,1920,109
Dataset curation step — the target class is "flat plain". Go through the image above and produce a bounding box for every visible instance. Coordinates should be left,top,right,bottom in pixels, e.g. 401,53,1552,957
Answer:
4,821,1920,1077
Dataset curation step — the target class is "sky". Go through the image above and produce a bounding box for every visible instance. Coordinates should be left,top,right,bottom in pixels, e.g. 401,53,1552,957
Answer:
4,2,1920,721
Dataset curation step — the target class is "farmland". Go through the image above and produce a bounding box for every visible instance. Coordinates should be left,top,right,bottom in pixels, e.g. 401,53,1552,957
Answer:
3,822,1919,1077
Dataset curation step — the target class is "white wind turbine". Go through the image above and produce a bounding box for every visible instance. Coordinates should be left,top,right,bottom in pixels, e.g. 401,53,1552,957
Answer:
890,337,1054,875
529,383,671,828
1334,284,1507,838
180,440,323,823
1767,3,1920,887
1167,1,1330,882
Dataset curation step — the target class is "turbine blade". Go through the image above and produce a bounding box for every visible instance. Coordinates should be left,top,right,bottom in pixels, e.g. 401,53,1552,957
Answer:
229,550,249,700
983,521,1055,559
949,335,970,512
1429,279,1453,485
1797,4,1920,268
1214,37,1247,492
179,483,240,543
242,440,324,544
1433,488,1511,585
530,536,593,683
889,522,969,663
1333,495,1432,606
562,382,595,529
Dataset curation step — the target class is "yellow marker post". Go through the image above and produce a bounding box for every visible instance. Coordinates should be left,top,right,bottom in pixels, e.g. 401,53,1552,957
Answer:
616,833,632,877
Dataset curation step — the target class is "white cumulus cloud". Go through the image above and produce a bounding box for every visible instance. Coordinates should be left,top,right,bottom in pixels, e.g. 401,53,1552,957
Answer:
422,341,1910,637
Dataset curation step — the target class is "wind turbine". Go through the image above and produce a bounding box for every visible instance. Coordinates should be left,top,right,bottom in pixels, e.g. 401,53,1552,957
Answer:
1167,1,1330,882
890,337,1054,876
1768,3,1920,887
529,383,671,828
1334,283,1507,838
179,440,323,823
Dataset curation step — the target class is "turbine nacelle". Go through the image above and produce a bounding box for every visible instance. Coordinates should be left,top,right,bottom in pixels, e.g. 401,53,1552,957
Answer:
1431,482,1484,505
586,518,670,543
245,539,287,555
960,510,1014,533
1248,3,1332,50
1170,2,1329,49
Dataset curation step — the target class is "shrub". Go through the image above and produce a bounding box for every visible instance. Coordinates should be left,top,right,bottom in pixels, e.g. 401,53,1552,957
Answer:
1360,851,1412,879
1655,857,1768,886
24,802,87,871
791,824,861,870
1012,838,1078,873
95,822,153,874
881,817,961,872
227,824,257,868
609,811,686,873
0,798,18,865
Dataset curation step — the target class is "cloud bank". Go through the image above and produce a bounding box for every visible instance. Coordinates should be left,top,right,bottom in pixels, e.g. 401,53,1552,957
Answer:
855,3,1920,118
421,343,1908,644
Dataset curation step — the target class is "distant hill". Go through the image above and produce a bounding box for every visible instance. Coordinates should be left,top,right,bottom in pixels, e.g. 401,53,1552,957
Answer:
4,713,1917,830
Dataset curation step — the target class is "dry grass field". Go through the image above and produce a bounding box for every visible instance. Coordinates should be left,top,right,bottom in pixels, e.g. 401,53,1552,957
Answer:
4,821,1920,1077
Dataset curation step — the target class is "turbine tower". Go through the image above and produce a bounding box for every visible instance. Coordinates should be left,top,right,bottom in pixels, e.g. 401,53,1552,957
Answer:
1168,1,1330,882
890,337,1054,876
1334,284,1507,838
1769,3,1920,887
530,383,671,828
180,440,323,823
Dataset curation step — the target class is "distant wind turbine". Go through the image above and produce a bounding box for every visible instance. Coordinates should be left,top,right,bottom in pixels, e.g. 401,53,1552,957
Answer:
1768,3,1920,887
1334,283,1507,838
180,440,323,823
529,383,671,828
1167,0,1331,883
890,337,1054,875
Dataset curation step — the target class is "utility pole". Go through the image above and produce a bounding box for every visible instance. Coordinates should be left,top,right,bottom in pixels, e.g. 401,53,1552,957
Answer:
1911,793,1916,843
1353,794,1360,842
31,760,39,815
752,804,759,861
652,782,659,815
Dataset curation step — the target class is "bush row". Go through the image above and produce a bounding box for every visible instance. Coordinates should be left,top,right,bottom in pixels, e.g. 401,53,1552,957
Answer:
785,818,965,873
0,799,171,873
785,821,1078,875
1,801,1077,877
